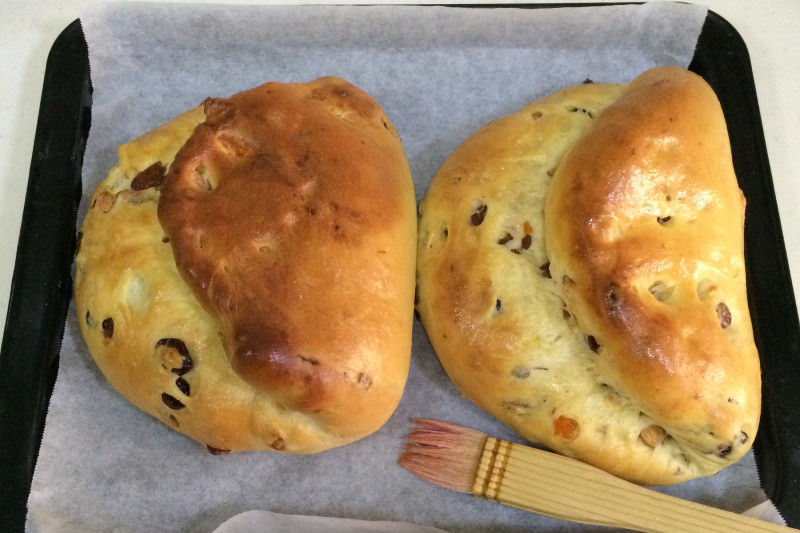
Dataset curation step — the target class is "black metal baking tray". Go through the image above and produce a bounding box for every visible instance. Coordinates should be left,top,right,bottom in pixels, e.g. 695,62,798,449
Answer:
689,10,800,526
1,6,798,531
0,17,91,531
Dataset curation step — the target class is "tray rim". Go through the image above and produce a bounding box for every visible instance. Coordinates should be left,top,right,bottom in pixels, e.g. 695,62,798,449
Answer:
689,8,800,523
0,16,90,532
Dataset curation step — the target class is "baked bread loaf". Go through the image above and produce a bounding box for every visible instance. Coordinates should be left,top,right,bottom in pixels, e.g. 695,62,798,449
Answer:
415,67,761,484
75,77,416,453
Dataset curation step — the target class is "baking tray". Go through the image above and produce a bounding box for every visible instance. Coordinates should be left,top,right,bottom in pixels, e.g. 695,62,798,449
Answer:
1,5,798,531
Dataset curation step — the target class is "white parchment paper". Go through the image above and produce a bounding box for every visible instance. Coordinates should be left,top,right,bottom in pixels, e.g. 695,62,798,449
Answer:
26,2,775,532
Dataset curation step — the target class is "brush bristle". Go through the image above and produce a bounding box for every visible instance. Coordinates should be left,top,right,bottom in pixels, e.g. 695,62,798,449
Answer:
398,419,487,493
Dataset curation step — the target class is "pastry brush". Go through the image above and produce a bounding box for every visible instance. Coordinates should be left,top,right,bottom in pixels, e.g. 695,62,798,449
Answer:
398,419,794,532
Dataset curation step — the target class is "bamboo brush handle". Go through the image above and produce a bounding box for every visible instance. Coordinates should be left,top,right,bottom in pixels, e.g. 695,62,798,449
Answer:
473,437,793,533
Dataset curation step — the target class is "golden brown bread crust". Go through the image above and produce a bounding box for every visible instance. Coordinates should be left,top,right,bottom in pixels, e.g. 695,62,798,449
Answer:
416,67,760,484
545,67,760,472
75,77,416,453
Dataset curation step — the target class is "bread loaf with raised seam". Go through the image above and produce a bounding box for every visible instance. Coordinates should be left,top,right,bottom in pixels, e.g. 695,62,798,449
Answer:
75,77,417,454
415,66,760,484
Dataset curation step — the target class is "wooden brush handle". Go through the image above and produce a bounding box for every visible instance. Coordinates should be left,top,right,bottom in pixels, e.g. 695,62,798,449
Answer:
474,438,792,533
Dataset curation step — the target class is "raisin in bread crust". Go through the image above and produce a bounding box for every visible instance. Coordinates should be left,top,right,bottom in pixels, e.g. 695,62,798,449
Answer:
75,78,416,454
415,67,760,485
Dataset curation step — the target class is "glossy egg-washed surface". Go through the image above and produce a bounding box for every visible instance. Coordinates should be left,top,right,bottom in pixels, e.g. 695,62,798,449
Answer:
416,67,760,485
75,78,416,453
